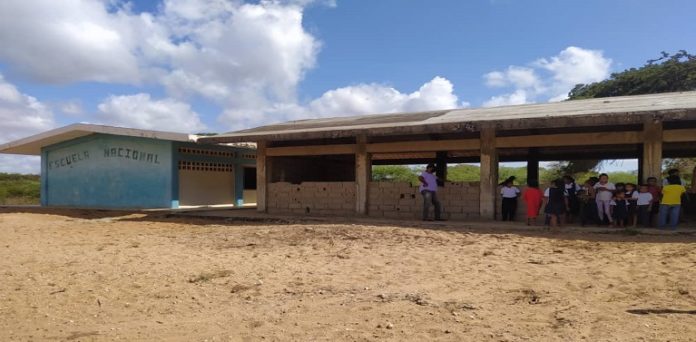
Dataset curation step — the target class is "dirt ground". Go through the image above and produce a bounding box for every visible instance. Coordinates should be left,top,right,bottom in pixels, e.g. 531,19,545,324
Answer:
1,209,696,341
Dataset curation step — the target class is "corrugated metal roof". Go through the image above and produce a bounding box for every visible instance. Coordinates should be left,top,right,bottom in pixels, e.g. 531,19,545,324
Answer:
0,123,194,155
200,91,696,143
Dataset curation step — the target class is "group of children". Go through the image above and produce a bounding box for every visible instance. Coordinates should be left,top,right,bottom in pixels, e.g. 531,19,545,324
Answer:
499,169,690,229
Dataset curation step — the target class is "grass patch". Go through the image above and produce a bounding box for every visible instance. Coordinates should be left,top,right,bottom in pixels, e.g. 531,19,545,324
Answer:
0,173,40,205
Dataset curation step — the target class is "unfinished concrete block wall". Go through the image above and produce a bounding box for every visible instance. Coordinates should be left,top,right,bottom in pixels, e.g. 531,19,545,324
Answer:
267,181,356,216
368,181,480,220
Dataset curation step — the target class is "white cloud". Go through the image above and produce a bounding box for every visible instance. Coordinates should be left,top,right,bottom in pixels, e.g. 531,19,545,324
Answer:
482,89,531,108
217,76,465,131
482,46,612,106
308,77,461,118
0,74,55,143
97,93,205,133
0,73,55,174
59,100,84,117
0,0,144,83
0,155,41,174
0,0,322,132
536,46,612,93
484,66,541,90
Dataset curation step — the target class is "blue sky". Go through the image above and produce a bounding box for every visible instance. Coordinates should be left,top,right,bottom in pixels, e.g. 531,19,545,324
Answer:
0,0,695,173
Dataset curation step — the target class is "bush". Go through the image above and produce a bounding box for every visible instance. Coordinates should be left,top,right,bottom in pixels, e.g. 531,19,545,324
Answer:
0,173,40,205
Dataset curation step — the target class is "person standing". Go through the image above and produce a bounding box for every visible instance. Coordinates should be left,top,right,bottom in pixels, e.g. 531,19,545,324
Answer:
500,179,521,221
419,163,442,221
594,173,616,225
646,177,662,226
522,180,543,226
634,184,654,227
563,176,581,223
658,175,686,229
544,179,569,229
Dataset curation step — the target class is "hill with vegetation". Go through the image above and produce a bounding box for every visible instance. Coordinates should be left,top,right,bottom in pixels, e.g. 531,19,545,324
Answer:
0,173,40,205
372,164,640,186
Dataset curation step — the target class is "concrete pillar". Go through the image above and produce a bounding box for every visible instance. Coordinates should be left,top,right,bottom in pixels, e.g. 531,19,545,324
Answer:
642,119,663,183
436,151,448,186
527,148,539,184
479,127,498,220
355,135,371,215
234,164,245,207
256,141,268,213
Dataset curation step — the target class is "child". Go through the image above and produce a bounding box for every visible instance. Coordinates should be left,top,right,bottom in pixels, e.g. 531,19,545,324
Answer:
610,191,628,228
522,180,544,226
594,173,616,225
646,177,662,227
624,183,638,226
634,184,653,227
500,179,520,221
563,176,581,224
580,178,598,226
544,179,568,229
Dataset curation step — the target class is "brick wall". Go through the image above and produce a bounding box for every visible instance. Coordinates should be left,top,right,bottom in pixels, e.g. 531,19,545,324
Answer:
267,181,355,216
368,182,480,220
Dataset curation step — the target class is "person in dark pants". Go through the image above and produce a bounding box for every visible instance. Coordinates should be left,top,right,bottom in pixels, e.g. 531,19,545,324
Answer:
418,163,443,221
634,184,654,227
500,179,520,221
580,178,599,226
544,178,569,229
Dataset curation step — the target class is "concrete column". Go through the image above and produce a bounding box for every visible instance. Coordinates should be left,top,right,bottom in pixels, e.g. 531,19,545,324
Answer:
355,135,371,215
234,164,245,207
479,127,498,220
436,151,448,186
527,148,539,184
40,148,48,206
256,141,268,213
642,119,663,183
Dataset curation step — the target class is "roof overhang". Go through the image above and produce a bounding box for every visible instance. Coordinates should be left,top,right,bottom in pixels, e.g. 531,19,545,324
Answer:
0,123,195,155
199,91,696,143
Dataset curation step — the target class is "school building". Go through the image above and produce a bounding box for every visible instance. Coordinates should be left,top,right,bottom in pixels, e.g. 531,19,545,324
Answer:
2,92,695,217
0,124,257,209
197,91,696,221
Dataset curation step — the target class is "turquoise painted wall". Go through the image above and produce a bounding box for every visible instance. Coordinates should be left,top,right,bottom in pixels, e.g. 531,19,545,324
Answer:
43,134,174,208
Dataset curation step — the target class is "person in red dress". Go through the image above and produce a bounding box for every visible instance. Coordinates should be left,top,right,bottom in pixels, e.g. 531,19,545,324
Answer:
522,180,544,226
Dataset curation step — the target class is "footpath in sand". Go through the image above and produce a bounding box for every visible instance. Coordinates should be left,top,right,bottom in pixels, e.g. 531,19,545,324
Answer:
1,209,695,341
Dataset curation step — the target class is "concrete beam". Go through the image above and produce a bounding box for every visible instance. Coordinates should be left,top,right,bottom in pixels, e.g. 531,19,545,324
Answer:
496,131,642,148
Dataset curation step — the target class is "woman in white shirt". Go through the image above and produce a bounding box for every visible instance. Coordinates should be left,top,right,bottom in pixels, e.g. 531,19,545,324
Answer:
500,179,521,221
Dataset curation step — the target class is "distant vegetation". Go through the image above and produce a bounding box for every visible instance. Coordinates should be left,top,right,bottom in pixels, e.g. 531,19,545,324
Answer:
0,173,40,205
372,164,641,186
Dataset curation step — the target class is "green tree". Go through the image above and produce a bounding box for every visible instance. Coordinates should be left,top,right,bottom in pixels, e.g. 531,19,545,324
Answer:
568,50,696,100
559,50,696,175
371,165,418,183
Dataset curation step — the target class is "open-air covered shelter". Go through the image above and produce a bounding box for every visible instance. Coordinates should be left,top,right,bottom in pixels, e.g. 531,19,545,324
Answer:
199,91,696,221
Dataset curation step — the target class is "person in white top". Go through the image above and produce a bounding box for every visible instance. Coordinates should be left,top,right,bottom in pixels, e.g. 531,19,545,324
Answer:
633,184,654,227
418,163,442,221
593,173,616,224
500,179,520,221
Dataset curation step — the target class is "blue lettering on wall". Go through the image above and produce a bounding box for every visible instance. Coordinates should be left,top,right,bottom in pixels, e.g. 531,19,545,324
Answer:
48,151,90,170
103,147,160,164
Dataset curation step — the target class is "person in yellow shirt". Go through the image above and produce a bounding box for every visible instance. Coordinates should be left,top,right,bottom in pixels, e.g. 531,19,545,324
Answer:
658,175,687,229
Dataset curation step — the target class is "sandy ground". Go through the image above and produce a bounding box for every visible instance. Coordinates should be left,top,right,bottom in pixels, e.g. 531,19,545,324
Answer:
1,209,696,341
